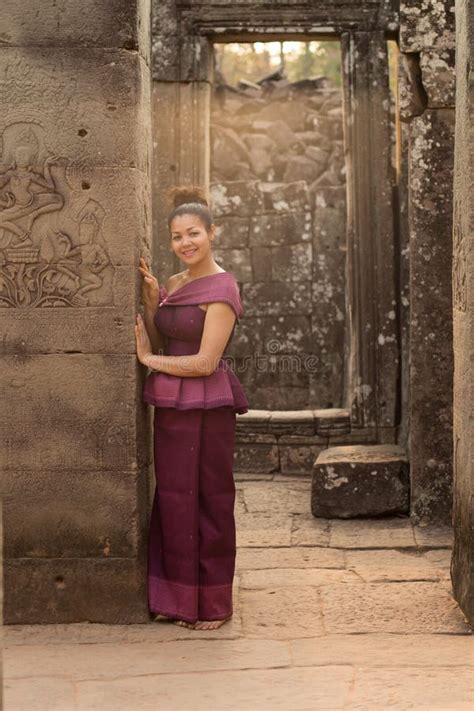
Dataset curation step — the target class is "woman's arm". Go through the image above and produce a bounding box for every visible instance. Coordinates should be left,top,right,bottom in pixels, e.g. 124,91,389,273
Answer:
140,302,236,377
143,299,166,354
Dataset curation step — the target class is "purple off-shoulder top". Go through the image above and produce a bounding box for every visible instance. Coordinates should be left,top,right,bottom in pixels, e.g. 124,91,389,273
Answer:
142,271,249,414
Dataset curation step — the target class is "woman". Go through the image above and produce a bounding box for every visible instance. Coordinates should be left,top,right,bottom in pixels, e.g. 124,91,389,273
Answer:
134,186,249,630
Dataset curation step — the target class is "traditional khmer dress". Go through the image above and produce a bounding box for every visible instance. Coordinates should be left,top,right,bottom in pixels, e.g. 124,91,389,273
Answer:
142,271,249,623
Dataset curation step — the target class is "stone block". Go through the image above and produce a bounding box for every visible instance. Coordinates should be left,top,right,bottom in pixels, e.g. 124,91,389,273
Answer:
279,436,327,476
210,181,264,217
4,558,148,623
0,48,150,172
313,408,351,435
269,411,315,435
213,216,250,248
2,469,142,559
399,0,455,53
0,0,150,59
250,246,272,281
249,212,312,247
234,435,279,474
0,354,147,472
271,243,312,282
259,181,311,212
313,206,346,249
242,281,312,316
235,315,312,356
420,47,456,107
236,545,344,570
213,248,252,282
312,444,409,518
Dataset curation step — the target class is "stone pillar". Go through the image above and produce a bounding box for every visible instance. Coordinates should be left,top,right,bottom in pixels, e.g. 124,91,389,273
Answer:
151,0,212,280
340,31,398,436
399,0,456,523
0,0,153,623
451,0,473,625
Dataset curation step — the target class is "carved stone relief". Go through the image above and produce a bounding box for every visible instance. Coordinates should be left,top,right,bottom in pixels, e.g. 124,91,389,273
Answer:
452,196,467,313
0,121,114,308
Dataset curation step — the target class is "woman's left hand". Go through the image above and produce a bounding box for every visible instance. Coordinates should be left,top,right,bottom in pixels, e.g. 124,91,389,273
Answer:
135,314,153,366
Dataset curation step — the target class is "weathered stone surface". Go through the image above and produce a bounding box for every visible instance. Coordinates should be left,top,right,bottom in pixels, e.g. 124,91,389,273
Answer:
235,513,293,547
233,315,312,356
214,247,252,282
75,665,353,710
3,469,141,559
4,558,148,624
235,546,345,571
241,567,358,589
213,216,250,248
409,108,455,523
329,518,416,549
420,47,456,107
249,212,312,246
1,0,150,59
5,639,291,680
291,513,330,546
451,0,474,627
399,0,455,53
320,582,472,634
210,181,264,217
242,281,312,316
271,243,312,282
0,355,146,472
312,444,410,518
234,436,279,474
291,632,474,668
279,436,327,476
0,49,150,172
349,667,474,711
414,524,454,548
241,586,325,639
345,549,446,582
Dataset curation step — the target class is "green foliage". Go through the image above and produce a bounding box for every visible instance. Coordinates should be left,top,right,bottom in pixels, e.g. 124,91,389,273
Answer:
214,41,342,87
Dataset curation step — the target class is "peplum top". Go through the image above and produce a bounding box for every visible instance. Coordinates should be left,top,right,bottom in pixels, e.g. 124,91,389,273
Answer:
142,271,249,414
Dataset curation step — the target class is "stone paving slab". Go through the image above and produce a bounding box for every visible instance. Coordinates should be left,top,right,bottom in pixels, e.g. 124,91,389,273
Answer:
74,665,353,711
241,586,325,639
345,549,446,582
413,523,454,548
235,546,345,570
5,639,291,680
329,517,417,548
240,567,359,588
290,513,331,546
235,512,293,547
348,667,474,710
320,582,472,634
290,633,474,668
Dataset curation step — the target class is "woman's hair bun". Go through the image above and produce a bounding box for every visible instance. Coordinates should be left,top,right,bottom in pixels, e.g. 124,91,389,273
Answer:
167,185,209,210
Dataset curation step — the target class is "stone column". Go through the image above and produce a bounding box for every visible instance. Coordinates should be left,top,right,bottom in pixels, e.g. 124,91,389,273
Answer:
399,0,456,523
151,0,212,280
451,0,473,625
0,0,153,623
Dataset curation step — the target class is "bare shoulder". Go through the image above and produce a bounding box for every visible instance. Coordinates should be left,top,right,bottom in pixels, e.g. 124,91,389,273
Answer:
165,272,186,290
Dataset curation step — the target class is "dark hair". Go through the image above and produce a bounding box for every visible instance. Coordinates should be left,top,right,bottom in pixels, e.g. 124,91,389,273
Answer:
166,185,213,232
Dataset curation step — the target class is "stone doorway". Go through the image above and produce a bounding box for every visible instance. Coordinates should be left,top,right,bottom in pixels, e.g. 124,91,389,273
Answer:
152,17,400,442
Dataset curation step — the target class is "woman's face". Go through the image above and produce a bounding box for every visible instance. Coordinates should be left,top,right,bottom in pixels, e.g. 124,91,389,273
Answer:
170,213,214,264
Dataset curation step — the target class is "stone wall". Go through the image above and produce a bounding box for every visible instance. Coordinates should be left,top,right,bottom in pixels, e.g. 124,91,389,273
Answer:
0,0,153,623
451,0,473,624
399,0,456,523
210,73,347,410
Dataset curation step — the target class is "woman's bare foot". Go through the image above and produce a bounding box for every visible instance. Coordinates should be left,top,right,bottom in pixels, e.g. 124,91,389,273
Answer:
173,619,196,629
193,616,232,630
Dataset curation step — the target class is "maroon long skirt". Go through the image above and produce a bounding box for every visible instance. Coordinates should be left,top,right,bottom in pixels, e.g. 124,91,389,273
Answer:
147,405,237,623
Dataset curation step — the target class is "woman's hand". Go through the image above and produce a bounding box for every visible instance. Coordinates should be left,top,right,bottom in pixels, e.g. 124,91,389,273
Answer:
135,313,153,366
138,256,160,308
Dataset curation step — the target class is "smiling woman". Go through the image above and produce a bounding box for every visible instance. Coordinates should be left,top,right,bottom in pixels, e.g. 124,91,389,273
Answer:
135,185,249,631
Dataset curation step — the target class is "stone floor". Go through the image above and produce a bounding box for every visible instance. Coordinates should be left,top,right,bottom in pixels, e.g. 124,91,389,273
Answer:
4,474,474,710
